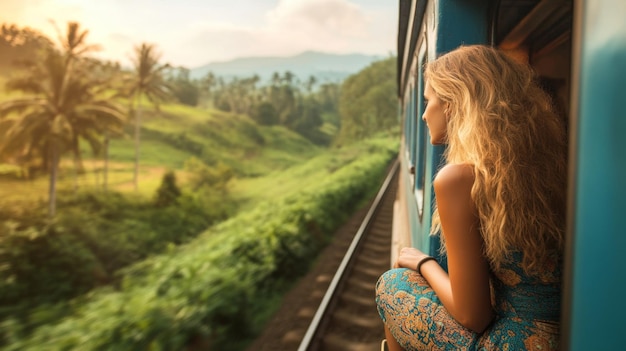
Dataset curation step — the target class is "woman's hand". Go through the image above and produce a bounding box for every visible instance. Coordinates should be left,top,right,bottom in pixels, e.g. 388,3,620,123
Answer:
393,247,431,270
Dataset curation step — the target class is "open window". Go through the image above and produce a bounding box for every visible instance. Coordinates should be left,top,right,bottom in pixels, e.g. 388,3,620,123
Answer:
493,0,573,128
413,43,428,220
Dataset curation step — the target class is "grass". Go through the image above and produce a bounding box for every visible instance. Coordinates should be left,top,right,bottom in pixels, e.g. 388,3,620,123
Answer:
231,133,398,209
0,133,399,351
0,161,167,203
0,74,400,351
0,96,324,204
107,137,193,169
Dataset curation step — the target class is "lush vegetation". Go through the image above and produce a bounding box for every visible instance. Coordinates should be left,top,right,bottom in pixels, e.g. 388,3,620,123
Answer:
0,21,399,351
1,136,397,350
337,57,398,144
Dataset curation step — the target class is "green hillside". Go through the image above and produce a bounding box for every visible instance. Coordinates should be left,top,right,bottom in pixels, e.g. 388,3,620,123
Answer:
144,104,319,175
2,134,398,351
0,88,399,350
0,98,321,201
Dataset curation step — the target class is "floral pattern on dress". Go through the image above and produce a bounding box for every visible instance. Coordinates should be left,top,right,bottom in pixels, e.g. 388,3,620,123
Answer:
375,253,560,351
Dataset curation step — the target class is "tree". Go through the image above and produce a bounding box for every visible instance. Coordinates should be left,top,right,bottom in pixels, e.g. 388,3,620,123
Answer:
294,96,323,139
154,170,181,207
0,24,54,74
52,21,101,63
337,57,397,144
198,72,216,108
317,83,340,115
0,48,126,217
210,75,260,115
304,75,317,93
125,43,172,191
251,102,279,125
53,21,104,190
268,72,299,127
83,59,127,192
166,66,199,107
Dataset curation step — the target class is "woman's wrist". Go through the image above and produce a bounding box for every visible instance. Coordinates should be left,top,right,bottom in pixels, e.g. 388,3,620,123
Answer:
416,256,437,274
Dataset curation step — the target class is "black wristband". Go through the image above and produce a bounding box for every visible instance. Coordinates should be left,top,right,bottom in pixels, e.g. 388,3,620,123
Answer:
416,256,436,274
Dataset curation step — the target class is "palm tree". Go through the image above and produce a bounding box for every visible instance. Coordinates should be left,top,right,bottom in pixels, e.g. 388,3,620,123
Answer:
53,21,103,190
125,43,171,191
90,60,125,192
0,49,125,217
304,75,317,94
53,21,101,59
69,60,126,193
199,72,216,108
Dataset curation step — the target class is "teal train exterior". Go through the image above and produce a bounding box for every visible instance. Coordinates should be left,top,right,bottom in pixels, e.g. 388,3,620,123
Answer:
394,1,626,349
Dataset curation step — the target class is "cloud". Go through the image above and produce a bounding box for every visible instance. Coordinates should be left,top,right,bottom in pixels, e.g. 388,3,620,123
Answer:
260,0,394,58
1,0,396,68
0,0,45,22
267,0,368,37
169,23,262,66
173,0,393,67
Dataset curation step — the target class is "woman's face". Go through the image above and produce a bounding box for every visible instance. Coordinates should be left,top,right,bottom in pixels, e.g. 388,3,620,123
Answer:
422,82,448,145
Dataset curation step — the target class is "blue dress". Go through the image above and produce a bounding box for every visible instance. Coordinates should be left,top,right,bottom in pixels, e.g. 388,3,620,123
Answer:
375,252,561,350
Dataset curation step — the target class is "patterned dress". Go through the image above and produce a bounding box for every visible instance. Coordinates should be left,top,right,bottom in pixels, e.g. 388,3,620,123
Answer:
375,252,561,350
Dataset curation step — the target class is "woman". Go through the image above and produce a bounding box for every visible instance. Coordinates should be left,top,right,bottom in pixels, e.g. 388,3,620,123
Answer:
375,45,567,351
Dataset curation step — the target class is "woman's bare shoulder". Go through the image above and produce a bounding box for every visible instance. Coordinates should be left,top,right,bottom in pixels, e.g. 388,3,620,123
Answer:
433,163,475,193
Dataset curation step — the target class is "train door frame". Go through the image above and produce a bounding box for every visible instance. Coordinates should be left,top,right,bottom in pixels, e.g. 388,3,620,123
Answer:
563,1,626,349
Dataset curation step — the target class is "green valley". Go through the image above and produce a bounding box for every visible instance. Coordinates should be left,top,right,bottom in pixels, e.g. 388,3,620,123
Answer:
0,22,398,351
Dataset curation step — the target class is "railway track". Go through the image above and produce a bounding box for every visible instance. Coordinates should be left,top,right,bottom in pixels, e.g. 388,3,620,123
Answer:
246,161,397,351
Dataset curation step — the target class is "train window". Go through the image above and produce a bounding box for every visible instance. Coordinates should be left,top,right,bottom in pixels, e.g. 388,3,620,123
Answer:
410,85,418,188
414,44,428,220
403,89,412,166
404,85,416,187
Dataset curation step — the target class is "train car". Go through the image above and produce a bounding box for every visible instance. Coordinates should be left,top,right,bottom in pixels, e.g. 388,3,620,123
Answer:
394,0,626,349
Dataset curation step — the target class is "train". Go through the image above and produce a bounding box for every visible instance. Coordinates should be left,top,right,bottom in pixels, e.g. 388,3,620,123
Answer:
393,0,626,350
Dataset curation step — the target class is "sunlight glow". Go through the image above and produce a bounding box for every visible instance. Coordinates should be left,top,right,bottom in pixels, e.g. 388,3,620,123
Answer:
0,0,396,67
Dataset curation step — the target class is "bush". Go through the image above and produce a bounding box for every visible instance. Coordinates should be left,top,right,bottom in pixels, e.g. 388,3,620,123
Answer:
0,183,233,344
0,222,103,305
154,170,182,207
4,137,397,350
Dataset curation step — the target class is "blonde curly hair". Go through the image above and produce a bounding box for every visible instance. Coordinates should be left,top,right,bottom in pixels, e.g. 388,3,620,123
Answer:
426,45,568,274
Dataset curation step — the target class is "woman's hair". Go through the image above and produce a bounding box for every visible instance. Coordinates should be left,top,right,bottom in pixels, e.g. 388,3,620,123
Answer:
426,45,567,274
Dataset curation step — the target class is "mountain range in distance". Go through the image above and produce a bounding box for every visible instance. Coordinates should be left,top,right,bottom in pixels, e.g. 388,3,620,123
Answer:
189,51,384,83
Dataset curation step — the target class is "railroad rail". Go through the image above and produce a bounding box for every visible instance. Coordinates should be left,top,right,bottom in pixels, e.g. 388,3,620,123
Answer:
244,160,398,351
297,160,398,351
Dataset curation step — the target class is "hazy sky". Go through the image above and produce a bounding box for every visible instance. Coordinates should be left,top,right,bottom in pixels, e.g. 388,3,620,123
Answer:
1,0,398,68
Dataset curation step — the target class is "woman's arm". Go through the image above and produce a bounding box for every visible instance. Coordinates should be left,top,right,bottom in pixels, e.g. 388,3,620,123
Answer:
432,163,493,332
395,163,493,333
